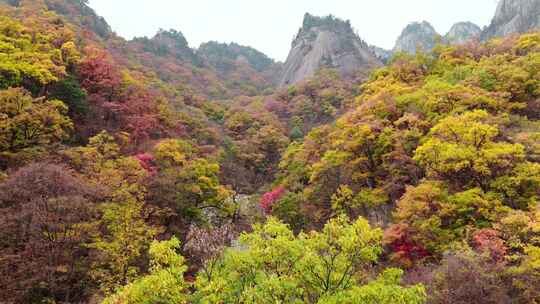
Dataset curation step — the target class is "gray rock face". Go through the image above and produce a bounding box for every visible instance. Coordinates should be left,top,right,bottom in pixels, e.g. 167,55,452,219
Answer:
393,21,440,54
444,22,482,45
369,45,393,64
482,0,540,40
279,14,381,87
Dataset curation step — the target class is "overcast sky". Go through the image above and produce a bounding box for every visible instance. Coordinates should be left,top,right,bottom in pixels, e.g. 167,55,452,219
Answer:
88,0,499,61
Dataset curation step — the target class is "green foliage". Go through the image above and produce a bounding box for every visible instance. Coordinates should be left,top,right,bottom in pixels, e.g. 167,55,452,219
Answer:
102,237,189,304
60,132,157,293
290,125,304,140
276,33,540,260
0,16,70,89
271,191,308,232
89,188,157,293
149,139,234,228
414,110,525,190
0,2,539,302
194,216,424,303
153,138,195,168
508,245,540,303
0,87,72,161
48,76,88,117
301,13,353,34
394,181,510,254
198,41,275,72
320,269,426,304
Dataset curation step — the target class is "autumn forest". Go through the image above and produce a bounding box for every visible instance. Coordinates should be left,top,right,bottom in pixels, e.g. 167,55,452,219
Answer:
0,0,540,303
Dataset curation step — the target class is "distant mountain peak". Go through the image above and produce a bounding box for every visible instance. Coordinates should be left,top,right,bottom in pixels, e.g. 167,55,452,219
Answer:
279,13,381,86
393,21,440,54
445,22,481,45
197,41,275,73
131,28,201,65
300,13,353,34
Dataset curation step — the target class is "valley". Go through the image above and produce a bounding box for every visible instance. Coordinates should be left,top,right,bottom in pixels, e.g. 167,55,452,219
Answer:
0,0,539,303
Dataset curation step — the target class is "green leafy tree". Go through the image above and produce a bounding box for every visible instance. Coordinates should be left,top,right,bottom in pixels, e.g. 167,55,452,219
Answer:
414,110,525,191
194,216,425,303
320,269,426,304
0,87,72,152
148,139,233,237
89,189,158,294
102,237,189,304
0,16,68,90
48,76,89,117
393,181,510,255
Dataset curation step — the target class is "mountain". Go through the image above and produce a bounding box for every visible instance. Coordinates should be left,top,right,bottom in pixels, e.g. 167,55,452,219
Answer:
197,41,283,86
198,41,276,73
444,22,482,44
125,32,277,98
482,0,540,40
1,0,279,98
132,29,201,65
279,13,381,87
393,21,440,54
1,0,111,37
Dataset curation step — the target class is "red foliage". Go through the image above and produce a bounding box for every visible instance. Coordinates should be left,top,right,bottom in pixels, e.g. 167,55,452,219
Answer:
259,186,285,215
135,153,157,175
109,87,160,145
0,163,101,303
471,229,507,262
264,97,288,118
78,48,161,145
78,48,122,106
384,224,429,267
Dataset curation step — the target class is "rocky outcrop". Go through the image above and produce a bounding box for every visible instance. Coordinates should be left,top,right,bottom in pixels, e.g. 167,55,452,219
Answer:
279,13,381,87
393,21,440,54
482,0,540,40
444,22,481,45
369,45,393,64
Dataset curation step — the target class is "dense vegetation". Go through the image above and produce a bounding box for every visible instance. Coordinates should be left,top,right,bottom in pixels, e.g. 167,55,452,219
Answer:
0,1,539,303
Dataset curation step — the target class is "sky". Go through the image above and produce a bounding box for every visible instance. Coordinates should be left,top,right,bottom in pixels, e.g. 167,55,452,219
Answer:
88,0,500,61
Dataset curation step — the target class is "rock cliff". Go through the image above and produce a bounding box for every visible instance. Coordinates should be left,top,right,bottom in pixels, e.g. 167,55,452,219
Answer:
279,13,381,87
444,22,482,45
393,21,440,54
482,0,540,40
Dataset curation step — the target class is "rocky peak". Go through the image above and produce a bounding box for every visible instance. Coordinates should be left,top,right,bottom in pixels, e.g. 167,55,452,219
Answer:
393,21,440,54
279,13,381,87
368,45,393,64
482,0,540,40
444,22,481,45
132,29,201,65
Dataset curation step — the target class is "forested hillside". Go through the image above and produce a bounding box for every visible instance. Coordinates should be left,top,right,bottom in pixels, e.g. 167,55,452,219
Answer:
0,1,539,303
